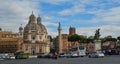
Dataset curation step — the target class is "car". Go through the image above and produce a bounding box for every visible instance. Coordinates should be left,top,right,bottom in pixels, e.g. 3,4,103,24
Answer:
71,53,79,58
58,53,66,58
0,54,10,60
47,53,53,58
37,53,49,58
66,52,79,58
37,53,46,58
37,53,53,58
88,52,104,58
66,53,72,58
9,54,15,59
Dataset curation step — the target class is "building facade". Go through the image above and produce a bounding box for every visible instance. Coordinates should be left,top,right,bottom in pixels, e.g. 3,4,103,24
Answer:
22,12,50,55
0,28,19,53
61,34,69,53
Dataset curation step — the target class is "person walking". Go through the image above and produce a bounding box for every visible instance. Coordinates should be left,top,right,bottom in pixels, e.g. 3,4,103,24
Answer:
53,51,58,59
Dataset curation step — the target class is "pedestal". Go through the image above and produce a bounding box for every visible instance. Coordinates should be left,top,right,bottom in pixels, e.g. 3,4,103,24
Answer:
94,40,101,51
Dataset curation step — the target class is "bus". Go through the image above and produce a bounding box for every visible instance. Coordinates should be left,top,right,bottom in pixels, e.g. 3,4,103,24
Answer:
71,46,86,57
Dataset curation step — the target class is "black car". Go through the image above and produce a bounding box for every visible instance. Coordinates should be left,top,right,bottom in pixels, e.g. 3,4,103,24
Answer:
37,53,46,58
37,53,53,58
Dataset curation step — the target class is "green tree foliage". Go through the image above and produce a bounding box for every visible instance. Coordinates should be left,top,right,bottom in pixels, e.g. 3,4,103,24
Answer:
106,38,117,42
52,37,58,47
101,38,106,43
117,36,120,40
101,38,117,43
68,34,93,43
68,34,80,42
85,38,94,43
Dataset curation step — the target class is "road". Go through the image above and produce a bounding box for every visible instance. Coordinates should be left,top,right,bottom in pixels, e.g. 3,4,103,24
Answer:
0,55,120,64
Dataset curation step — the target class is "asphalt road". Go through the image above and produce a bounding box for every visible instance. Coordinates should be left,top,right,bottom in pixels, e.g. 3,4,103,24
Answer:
0,55,120,64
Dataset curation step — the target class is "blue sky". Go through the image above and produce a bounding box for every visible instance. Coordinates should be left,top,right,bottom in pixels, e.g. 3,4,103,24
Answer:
0,0,120,38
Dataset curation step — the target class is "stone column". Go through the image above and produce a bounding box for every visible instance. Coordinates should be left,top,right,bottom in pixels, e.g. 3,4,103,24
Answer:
58,22,62,53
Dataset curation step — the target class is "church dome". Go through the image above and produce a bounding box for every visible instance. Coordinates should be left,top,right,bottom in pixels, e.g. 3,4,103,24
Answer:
37,16,41,22
19,26,23,30
29,11,36,23
24,12,47,35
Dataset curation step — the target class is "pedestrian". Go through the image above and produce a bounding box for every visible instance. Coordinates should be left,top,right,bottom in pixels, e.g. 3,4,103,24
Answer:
53,51,58,59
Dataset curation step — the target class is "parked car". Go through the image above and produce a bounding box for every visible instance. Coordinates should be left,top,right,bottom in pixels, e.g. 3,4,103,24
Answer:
88,52,104,58
0,54,10,60
37,53,46,58
58,53,66,58
10,56,15,59
66,52,79,58
37,53,53,58
66,52,72,58
71,53,79,58
14,52,29,59
9,54,15,59
103,49,119,55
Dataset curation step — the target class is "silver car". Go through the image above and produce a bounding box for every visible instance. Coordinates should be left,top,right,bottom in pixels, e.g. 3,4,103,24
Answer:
88,52,104,58
0,54,10,59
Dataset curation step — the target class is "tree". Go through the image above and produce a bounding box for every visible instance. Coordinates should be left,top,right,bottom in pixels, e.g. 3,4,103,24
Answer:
101,38,106,43
68,34,81,47
52,37,58,51
117,36,120,40
86,38,94,43
117,36,120,47
106,38,117,42
101,37,117,43
68,34,80,42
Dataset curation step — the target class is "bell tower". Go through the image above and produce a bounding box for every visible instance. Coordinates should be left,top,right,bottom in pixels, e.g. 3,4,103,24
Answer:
37,15,41,25
19,24,23,37
69,26,76,36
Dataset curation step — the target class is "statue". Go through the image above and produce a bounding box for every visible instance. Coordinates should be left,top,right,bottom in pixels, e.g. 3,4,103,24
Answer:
94,28,101,40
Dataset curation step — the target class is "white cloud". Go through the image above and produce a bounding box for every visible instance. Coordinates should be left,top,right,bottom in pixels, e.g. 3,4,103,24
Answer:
47,27,58,37
58,0,86,16
88,6,120,24
0,0,40,32
43,16,54,21
59,4,85,16
43,22,58,27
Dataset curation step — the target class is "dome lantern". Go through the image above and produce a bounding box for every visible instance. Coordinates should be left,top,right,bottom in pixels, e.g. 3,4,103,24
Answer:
29,11,36,23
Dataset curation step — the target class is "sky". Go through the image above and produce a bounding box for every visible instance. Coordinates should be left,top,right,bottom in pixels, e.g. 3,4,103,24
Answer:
0,0,120,38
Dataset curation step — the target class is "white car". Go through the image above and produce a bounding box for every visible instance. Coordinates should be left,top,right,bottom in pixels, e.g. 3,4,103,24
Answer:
66,52,79,58
88,52,104,58
71,53,78,57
